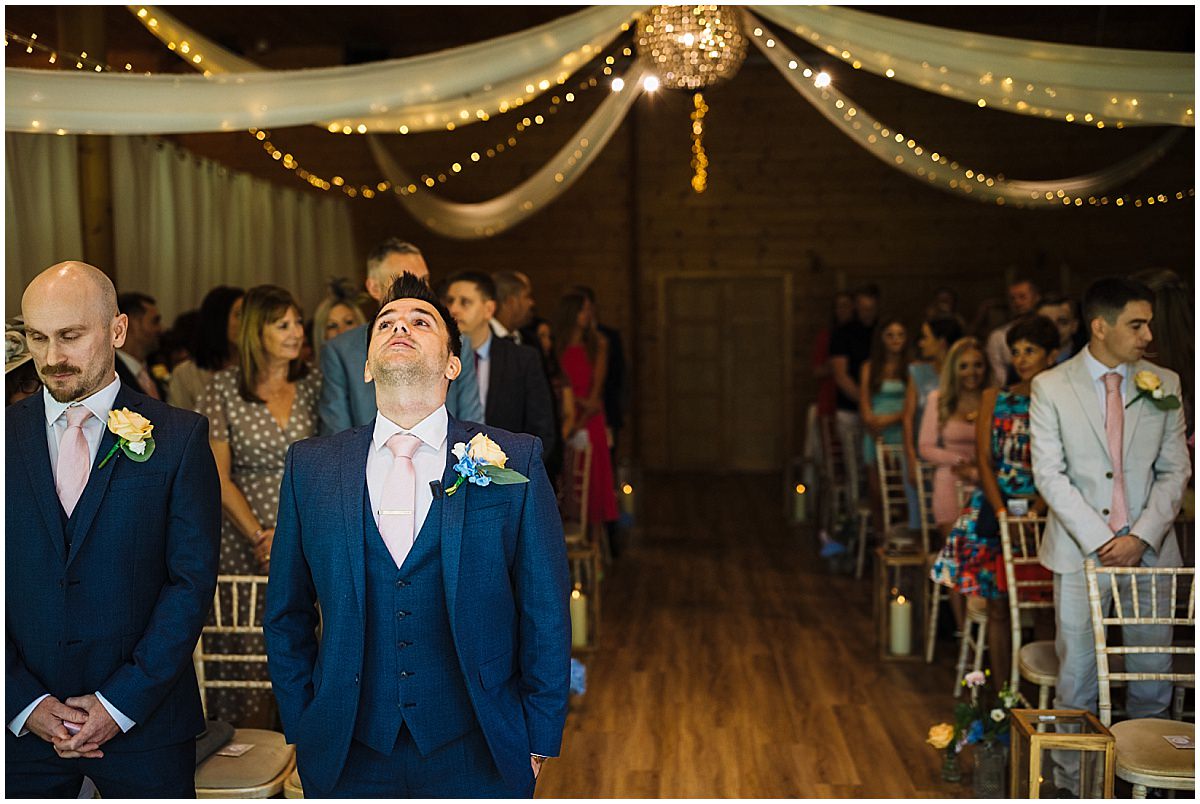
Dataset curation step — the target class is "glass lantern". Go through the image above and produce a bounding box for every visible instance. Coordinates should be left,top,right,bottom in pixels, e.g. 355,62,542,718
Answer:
1010,709,1114,798
874,545,927,661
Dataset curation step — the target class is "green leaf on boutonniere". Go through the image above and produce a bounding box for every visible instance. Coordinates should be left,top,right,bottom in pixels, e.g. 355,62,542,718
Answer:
1152,396,1182,411
121,437,155,463
480,465,530,485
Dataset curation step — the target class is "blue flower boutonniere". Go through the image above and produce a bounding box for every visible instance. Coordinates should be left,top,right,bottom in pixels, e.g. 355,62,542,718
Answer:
446,433,529,496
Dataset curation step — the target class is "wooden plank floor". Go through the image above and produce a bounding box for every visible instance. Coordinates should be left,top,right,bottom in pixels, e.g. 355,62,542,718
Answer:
536,472,973,798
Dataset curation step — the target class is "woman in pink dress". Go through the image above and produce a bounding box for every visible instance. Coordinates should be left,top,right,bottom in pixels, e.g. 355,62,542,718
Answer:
554,289,618,524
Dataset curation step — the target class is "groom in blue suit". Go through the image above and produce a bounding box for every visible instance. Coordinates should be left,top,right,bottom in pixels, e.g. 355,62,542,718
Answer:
265,273,570,797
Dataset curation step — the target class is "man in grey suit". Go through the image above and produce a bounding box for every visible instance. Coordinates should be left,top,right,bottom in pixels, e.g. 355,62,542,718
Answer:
1030,277,1190,794
320,239,483,434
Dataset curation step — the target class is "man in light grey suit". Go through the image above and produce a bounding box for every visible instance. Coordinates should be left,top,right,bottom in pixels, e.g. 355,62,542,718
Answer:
1030,277,1191,794
320,239,483,434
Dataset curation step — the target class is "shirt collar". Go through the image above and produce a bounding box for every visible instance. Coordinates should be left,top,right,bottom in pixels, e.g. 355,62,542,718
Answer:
1083,344,1130,384
489,318,510,339
44,373,121,427
475,332,494,361
115,349,143,375
372,404,448,453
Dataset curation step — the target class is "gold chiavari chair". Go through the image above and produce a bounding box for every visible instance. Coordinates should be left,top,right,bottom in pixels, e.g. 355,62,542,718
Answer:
193,575,296,798
561,436,599,651
1085,560,1195,799
999,512,1058,708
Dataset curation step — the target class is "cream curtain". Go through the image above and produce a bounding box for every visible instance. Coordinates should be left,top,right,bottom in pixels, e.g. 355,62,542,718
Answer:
747,15,1184,209
749,5,1194,128
110,136,357,319
6,6,643,135
5,134,85,316
368,66,647,240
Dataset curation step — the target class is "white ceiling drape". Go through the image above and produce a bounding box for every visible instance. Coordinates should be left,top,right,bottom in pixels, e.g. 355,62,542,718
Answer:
7,5,643,135
749,5,1194,128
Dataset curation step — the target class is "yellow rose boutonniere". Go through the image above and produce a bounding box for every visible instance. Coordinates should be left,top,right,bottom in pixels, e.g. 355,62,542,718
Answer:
1128,370,1181,411
98,408,156,468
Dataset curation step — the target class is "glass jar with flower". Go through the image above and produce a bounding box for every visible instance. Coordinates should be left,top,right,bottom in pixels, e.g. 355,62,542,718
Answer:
927,670,1021,795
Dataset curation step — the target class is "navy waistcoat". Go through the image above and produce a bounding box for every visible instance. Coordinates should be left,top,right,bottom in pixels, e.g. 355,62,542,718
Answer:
353,484,476,755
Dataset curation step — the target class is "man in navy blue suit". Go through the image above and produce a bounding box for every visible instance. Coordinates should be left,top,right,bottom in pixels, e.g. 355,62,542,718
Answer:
265,273,570,797
6,262,220,797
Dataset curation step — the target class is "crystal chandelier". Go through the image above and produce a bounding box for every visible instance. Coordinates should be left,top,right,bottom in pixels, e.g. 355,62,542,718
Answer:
636,5,748,89
637,6,747,192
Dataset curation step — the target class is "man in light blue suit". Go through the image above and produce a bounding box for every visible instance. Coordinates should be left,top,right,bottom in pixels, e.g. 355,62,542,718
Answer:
319,239,483,434
265,273,570,797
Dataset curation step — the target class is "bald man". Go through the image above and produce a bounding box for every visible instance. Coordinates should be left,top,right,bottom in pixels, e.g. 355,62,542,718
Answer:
6,262,220,797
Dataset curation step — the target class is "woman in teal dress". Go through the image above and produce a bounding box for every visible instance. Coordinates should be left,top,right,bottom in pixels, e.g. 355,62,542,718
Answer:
931,315,1060,686
860,316,912,530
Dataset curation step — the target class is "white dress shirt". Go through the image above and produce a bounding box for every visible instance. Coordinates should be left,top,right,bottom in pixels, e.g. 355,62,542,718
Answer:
474,334,493,414
366,406,449,539
1082,344,1130,427
115,349,145,379
9,374,136,737
489,318,522,345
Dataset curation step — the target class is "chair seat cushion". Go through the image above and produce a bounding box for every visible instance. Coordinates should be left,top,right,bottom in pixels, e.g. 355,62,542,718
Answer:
1019,641,1059,685
195,729,296,790
1111,719,1195,780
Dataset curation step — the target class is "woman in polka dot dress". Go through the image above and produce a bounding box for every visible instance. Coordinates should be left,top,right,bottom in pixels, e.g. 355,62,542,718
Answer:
198,285,321,728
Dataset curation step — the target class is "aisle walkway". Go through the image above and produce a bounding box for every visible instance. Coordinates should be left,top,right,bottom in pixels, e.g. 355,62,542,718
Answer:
536,472,970,798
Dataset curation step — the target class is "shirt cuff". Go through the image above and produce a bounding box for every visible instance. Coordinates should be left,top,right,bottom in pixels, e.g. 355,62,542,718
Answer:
8,693,51,737
95,692,136,733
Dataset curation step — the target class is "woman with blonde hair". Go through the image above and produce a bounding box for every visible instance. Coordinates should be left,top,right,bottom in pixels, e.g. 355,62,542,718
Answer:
197,284,321,727
311,277,368,360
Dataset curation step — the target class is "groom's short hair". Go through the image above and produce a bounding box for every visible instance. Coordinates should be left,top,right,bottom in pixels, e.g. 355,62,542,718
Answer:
373,271,462,358
1082,278,1156,328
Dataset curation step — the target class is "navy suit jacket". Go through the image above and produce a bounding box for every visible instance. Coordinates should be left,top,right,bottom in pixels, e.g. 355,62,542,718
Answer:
318,324,483,435
264,414,571,793
485,336,557,459
5,385,220,759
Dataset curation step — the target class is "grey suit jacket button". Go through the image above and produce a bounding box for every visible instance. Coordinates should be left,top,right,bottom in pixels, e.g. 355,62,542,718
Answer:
1102,508,1110,516
1106,471,1114,479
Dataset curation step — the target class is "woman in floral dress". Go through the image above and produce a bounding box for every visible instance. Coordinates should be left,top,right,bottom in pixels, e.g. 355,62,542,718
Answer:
931,315,1060,685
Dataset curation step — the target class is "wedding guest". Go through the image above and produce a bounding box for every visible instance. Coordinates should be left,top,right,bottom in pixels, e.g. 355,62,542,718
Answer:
264,272,569,797
571,285,627,470
903,314,964,493
311,277,367,361
492,270,536,344
527,316,575,482
985,277,1041,387
926,286,959,320
114,292,165,400
1036,295,1083,366
860,316,913,527
319,238,482,434
1132,268,1193,437
160,309,200,370
197,284,320,728
6,318,42,405
554,289,618,525
931,316,1058,687
1031,278,1190,795
806,293,854,520
444,271,556,453
920,337,988,533
829,284,880,506
7,262,219,797
167,286,243,413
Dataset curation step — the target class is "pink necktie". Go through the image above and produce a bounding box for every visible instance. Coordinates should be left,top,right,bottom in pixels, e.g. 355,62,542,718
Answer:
136,367,160,400
379,433,423,568
1103,372,1130,533
56,406,92,517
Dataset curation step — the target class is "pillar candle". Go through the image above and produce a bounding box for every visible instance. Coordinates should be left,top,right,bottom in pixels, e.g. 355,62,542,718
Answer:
570,588,588,648
793,483,807,522
890,594,913,656
619,483,635,517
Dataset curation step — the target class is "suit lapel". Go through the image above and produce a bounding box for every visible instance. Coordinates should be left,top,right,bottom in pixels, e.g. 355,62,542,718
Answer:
340,425,373,619
15,395,68,564
1122,361,1146,456
484,338,510,422
1065,351,1109,452
440,415,475,641
66,387,139,566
